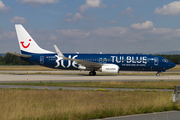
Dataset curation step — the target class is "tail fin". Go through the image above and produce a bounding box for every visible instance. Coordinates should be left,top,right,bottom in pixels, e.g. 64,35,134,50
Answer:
15,24,54,54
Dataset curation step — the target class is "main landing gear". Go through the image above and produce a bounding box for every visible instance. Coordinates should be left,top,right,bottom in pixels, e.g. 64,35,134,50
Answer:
89,71,96,76
156,71,161,76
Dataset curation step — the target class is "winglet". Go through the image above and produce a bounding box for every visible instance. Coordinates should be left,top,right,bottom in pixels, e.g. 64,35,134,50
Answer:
53,45,65,59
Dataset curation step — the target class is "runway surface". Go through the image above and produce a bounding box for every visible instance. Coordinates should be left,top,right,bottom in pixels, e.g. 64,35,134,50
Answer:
96,111,180,120
0,74,180,82
0,73,177,91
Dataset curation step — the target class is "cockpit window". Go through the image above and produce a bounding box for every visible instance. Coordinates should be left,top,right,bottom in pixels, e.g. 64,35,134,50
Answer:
162,59,168,63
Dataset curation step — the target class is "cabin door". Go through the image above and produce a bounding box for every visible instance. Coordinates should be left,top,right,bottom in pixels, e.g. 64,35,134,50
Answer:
40,56,44,64
154,57,159,66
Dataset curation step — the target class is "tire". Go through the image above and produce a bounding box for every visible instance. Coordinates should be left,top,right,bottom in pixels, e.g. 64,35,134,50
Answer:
93,71,96,76
89,71,94,76
156,73,160,76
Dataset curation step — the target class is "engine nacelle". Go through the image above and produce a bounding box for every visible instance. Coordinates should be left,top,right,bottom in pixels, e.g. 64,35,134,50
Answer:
99,64,119,73
78,65,86,70
78,65,93,71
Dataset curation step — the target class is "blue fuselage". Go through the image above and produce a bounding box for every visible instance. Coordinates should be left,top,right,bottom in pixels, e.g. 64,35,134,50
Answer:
22,51,176,72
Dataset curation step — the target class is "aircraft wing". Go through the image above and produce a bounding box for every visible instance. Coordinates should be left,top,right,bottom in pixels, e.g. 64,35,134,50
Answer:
6,52,32,58
54,45,102,69
65,57,102,68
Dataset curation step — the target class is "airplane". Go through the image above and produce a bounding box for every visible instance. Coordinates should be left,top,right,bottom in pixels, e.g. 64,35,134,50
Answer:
7,24,176,76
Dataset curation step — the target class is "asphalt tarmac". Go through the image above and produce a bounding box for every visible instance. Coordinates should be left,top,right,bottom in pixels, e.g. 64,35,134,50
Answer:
96,111,180,120
0,74,180,83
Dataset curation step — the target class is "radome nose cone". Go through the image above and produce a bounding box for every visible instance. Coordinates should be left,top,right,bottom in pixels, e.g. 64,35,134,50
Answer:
170,62,176,68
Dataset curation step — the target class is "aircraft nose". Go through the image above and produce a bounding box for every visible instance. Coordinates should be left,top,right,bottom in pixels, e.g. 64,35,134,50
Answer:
169,62,176,68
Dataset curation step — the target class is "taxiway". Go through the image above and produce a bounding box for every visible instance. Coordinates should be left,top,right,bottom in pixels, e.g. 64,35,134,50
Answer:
0,74,179,82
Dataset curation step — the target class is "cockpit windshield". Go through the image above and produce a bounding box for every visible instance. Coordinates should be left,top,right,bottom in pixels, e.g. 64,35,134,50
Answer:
162,59,168,63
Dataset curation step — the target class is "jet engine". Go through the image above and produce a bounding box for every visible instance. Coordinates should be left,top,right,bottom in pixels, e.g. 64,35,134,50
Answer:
78,65,86,70
99,64,119,73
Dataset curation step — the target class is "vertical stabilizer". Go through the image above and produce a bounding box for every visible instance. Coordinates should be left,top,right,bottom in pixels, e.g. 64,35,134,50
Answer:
15,24,54,54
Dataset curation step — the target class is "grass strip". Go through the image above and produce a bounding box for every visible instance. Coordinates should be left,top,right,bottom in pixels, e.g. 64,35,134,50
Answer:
0,89,179,120
1,81,180,89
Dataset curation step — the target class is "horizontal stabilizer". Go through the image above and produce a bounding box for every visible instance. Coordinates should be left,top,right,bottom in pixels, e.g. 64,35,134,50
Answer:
6,52,31,58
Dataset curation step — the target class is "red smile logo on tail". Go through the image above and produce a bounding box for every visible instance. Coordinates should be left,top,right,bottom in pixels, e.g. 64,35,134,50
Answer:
20,39,31,48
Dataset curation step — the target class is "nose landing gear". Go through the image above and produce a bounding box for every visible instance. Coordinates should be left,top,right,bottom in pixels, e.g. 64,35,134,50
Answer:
156,71,161,76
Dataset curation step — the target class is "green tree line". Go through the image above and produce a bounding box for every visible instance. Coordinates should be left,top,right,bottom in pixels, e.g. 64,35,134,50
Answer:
0,53,180,65
0,53,32,65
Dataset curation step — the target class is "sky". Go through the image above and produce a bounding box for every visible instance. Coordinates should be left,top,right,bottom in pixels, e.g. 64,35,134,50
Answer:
0,0,180,54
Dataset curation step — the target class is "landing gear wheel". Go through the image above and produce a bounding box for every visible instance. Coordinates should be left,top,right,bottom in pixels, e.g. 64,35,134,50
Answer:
89,71,94,76
156,72,161,76
93,71,96,76
89,71,96,76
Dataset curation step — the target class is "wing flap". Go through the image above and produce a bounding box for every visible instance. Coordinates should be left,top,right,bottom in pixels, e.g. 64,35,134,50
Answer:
65,57,102,68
